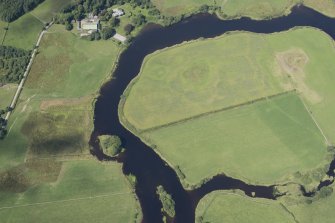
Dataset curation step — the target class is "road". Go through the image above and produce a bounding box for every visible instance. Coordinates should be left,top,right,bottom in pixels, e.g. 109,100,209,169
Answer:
4,22,53,121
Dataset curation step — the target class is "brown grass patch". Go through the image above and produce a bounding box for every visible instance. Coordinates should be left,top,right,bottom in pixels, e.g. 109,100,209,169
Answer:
40,96,91,110
275,48,322,104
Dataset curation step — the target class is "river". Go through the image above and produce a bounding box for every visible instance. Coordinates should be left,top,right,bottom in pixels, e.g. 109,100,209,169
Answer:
90,5,335,223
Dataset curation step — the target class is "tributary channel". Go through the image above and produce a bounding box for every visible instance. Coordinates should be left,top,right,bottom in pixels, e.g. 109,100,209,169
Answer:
90,5,335,223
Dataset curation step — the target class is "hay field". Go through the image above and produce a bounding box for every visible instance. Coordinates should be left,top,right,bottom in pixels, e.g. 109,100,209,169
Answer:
196,191,295,223
0,25,140,222
122,27,335,186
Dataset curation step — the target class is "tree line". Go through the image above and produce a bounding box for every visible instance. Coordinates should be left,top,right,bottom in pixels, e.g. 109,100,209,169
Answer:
0,0,45,22
0,46,31,84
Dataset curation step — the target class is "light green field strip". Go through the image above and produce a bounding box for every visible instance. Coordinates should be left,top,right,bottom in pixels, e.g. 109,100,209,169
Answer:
196,191,296,223
0,160,139,223
143,93,326,185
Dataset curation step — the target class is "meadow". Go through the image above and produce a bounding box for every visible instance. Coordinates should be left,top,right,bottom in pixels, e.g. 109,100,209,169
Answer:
195,191,295,223
0,24,140,222
0,84,16,109
122,27,335,186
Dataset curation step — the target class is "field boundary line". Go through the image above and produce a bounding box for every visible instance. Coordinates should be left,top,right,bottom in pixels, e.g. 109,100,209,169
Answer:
0,192,131,210
299,95,330,145
141,90,295,133
1,23,9,45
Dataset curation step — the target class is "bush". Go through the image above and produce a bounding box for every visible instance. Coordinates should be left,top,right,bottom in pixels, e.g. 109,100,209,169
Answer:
65,22,73,31
156,185,175,218
101,27,115,40
124,24,134,35
98,135,122,156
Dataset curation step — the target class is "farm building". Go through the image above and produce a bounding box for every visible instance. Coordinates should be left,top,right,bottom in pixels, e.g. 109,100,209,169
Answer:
112,8,125,17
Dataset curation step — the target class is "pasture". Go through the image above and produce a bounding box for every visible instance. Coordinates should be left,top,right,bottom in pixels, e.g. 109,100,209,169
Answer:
196,191,295,223
122,27,335,186
0,22,140,222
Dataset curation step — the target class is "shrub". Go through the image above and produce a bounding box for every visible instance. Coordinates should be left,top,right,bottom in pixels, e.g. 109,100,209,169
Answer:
98,135,122,156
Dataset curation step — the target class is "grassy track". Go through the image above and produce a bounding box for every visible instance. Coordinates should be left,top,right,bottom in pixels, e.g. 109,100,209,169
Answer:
0,25,141,222
196,191,295,223
143,93,326,185
122,28,335,186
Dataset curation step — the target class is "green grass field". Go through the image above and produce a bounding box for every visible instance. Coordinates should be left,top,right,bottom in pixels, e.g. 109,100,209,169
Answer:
122,28,335,186
143,93,326,185
2,0,72,50
0,24,140,222
3,13,43,50
30,0,74,23
196,191,295,223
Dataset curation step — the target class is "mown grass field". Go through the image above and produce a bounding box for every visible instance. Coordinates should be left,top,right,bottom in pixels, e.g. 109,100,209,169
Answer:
143,93,326,185
196,191,295,223
122,28,335,186
0,24,140,222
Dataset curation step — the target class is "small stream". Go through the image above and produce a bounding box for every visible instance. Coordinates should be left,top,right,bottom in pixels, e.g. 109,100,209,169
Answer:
90,5,335,223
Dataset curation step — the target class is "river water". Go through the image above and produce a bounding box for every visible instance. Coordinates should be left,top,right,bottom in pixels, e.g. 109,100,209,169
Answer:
90,5,335,223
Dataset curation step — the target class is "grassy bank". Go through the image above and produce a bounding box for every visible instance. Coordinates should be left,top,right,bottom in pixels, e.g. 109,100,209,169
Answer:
121,27,335,187
0,24,141,222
